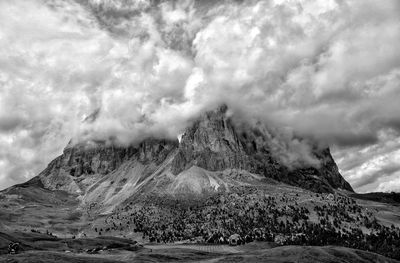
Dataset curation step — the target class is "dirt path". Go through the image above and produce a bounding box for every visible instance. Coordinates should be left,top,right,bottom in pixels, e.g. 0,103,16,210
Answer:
145,244,242,253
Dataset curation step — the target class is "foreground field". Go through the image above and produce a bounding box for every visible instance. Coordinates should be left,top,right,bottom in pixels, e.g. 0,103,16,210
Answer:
1,238,398,263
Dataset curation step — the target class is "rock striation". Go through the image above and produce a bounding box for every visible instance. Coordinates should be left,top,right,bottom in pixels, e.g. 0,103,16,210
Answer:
39,139,178,194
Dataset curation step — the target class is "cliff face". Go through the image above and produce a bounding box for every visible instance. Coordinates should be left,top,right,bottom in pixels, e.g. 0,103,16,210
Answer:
37,105,352,201
171,105,253,174
39,139,178,194
171,105,353,193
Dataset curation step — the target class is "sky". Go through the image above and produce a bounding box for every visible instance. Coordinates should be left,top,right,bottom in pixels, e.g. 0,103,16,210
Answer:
0,0,400,192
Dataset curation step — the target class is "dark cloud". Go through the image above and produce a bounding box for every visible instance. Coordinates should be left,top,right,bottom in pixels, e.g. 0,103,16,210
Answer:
0,116,23,132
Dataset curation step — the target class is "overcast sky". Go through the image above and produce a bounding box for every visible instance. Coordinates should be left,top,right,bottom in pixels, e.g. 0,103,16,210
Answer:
1,0,400,192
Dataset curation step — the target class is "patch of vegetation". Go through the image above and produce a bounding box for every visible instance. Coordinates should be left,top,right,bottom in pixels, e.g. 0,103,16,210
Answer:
95,186,400,260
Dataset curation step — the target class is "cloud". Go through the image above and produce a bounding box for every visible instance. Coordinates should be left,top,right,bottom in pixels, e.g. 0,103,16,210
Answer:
333,133,400,192
376,174,400,193
0,0,400,191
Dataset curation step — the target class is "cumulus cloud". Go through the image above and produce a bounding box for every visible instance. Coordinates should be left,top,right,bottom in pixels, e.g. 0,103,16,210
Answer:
1,0,400,191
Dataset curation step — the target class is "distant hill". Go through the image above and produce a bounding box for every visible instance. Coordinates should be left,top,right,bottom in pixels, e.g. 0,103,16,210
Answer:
351,192,400,205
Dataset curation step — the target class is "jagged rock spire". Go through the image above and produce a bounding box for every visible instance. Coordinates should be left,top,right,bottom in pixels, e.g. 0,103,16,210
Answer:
171,105,353,192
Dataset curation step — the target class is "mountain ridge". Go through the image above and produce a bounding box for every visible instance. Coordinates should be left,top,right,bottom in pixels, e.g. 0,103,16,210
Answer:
35,105,352,207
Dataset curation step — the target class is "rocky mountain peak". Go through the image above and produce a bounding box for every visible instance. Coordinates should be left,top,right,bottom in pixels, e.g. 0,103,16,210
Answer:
172,105,353,193
182,105,242,152
171,105,248,174
35,105,352,198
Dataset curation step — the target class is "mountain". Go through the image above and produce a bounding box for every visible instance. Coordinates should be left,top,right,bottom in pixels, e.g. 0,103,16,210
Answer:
36,105,352,212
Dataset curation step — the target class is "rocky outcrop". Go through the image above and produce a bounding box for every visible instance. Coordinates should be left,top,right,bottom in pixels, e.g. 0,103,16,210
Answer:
171,105,353,193
171,105,253,174
39,138,178,193
57,139,177,178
